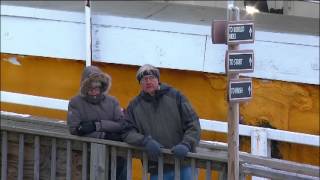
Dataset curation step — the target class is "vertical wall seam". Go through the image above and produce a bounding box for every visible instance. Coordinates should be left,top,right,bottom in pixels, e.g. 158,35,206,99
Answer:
203,35,208,72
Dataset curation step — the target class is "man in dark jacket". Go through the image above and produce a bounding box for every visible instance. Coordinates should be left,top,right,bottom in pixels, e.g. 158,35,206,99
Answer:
67,65,127,180
123,64,201,180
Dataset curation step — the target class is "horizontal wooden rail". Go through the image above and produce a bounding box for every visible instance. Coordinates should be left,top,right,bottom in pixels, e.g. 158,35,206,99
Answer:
240,153,320,178
200,119,320,146
241,163,319,180
1,91,68,111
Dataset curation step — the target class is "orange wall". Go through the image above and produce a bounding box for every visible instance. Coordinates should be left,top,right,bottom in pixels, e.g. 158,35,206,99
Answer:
1,53,319,171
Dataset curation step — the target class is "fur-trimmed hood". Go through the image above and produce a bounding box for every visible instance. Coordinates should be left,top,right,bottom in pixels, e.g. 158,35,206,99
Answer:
79,66,111,97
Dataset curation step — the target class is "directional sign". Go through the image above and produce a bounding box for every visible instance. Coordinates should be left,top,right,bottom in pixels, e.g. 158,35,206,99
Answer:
226,50,254,73
228,78,252,102
227,21,254,44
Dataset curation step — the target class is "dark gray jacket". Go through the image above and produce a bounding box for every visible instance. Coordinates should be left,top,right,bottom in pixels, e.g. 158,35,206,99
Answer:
67,66,124,140
123,83,201,151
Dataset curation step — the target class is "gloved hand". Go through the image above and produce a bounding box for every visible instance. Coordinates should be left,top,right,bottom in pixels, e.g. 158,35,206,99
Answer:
77,121,96,135
119,121,133,134
171,143,190,159
142,136,162,160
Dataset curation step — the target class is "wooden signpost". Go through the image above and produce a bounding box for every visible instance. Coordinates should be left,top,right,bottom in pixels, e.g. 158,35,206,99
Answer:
212,6,255,180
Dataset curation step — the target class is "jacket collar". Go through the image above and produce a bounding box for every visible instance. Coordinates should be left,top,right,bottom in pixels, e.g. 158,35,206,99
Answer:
83,94,106,104
140,83,170,102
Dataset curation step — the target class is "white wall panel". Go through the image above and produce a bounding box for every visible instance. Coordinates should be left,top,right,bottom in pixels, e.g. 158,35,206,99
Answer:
255,31,318,47
203,43,227,74
204,39,319,84
1,16,85,60
92,26,206,71
240,41,319,84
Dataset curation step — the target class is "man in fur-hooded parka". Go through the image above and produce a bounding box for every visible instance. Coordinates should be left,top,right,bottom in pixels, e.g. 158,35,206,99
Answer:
67,65,124,140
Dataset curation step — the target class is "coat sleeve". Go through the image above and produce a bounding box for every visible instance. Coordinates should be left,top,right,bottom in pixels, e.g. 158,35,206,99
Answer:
95,97,124,133
121,102,145,146
67,98,82,135
177,92,201,152
67,97,106,139
95,120,123,133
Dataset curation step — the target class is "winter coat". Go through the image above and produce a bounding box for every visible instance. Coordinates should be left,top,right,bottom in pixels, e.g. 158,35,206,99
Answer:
123,83,201,173
67,66,124,141
124,83,200,150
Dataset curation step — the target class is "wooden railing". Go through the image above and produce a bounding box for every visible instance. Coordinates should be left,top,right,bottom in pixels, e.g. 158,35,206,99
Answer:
1,113,319,180
2,90,319,166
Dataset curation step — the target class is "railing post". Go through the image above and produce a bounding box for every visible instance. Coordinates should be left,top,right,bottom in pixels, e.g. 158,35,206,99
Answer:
158,154,164,180
174,158,181,180
1,131,8,180
267,139,272,158
191,158,197,180
66,140,72,180
34,136,40,180
127,149,132,180
105,145,110,180
90,143,107,180
251,128,269,180
205,160,212,180
110,147,117,180
82,142,88,180
18,134,24,180
219,163,228,180
51,138,57,180
239,171,246,180
142,152,148,180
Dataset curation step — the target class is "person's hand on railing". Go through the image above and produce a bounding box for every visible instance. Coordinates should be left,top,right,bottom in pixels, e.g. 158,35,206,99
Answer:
77,120,96,135
171,143,190,159
142,136,163,160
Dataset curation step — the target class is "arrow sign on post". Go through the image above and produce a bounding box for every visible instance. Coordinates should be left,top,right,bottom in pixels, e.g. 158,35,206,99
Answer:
228,78,253,102
226,50,254,73
227,21,254,44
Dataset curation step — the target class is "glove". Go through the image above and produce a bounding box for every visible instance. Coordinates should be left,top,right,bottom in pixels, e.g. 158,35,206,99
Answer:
171,143,190,159
77,121,96,135
142,136,162,160
120,121,133,133
104,132,122,141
